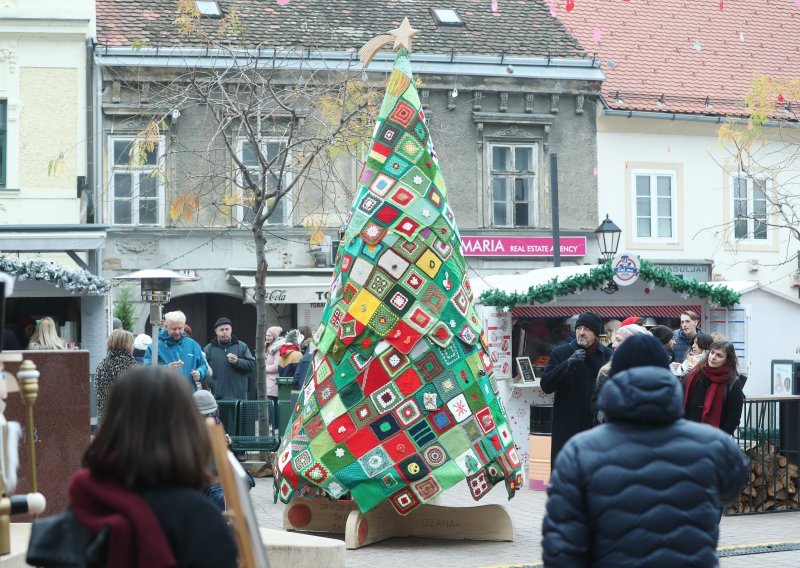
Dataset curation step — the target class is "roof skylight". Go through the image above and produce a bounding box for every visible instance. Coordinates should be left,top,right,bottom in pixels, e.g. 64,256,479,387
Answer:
195,1,223,18
430,8,464,27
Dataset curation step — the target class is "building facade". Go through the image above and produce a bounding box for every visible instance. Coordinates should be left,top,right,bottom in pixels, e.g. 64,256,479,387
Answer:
559,0,800,297
0,0,108,373
95,0,605,347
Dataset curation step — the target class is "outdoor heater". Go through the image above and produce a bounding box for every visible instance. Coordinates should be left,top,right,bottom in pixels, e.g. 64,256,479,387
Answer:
116,269,197,366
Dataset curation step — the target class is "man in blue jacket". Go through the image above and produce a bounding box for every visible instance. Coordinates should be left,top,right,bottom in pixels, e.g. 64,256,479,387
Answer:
542,334,748,567
144,310,207,391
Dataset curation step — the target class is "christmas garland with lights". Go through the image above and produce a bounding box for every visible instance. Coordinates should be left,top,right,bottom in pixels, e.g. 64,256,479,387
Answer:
478,259,740,309
0,255,111,295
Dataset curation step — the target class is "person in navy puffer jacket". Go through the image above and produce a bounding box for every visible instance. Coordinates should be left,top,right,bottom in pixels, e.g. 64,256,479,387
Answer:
542,334,748,567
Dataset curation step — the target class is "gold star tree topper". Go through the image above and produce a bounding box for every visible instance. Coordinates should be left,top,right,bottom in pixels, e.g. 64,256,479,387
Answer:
359,17,420,68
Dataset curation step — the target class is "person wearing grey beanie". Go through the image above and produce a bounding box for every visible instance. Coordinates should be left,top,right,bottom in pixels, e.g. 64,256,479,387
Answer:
593,324,653,425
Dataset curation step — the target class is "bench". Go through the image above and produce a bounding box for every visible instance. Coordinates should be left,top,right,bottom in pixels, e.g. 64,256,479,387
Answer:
216,399,281,453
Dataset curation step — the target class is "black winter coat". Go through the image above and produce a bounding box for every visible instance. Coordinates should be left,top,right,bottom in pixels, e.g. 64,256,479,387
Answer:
541,340,612,463
203,337,256,400
542,366,748,568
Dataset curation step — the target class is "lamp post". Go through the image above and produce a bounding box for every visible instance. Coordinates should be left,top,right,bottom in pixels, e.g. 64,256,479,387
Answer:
594,214,622,262
116,269,197,366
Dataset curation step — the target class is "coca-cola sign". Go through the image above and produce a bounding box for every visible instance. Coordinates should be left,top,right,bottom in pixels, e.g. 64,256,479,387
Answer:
244,286,330,304
266,289,288,302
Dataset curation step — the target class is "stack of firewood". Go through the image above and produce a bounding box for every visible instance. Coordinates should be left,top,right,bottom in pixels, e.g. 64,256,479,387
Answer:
728,443,799,513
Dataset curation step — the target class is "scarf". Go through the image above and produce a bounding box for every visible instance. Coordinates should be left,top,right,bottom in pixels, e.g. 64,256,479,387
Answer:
68,469,176,568
584,339,599,356
279,343,300,357
683,363,731,428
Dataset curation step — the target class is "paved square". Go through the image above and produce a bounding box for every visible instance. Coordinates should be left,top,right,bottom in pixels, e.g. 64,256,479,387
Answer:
251,476,800,567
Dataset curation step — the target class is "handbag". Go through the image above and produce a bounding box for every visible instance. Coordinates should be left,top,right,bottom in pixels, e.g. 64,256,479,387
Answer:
26,507,109,568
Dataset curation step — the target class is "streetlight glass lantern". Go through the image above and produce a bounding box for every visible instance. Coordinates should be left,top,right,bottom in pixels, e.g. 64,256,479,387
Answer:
594,214,622,261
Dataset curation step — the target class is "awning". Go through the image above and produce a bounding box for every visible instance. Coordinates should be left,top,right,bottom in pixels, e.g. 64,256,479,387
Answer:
227,271,333,305
512,305,703,319
0,225,109,251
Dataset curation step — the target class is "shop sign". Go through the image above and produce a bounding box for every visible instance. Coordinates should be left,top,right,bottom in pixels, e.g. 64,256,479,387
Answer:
658,263,711,282
244,287,330,304
611,253,641,287
460,236,586,257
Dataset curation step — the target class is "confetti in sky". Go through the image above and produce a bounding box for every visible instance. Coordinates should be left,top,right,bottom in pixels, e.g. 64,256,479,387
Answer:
592,27,602,43
492,0,499,13
566,0,575,13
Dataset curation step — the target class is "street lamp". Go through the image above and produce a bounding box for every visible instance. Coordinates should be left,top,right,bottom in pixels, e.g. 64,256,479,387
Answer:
116,269,197,366
594,214,622,262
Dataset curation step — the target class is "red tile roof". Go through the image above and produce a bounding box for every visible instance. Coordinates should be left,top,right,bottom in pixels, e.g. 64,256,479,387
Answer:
556,0,800,117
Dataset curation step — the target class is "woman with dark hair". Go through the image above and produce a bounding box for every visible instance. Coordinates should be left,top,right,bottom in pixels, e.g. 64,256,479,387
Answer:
71,366,237,567
683,341,744,435
670,332,713,379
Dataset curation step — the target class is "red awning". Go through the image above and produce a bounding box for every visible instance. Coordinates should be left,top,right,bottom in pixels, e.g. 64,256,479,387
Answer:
511,305,702,319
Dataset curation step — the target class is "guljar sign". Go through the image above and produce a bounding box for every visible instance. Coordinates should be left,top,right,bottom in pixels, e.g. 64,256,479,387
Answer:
611,253,641,287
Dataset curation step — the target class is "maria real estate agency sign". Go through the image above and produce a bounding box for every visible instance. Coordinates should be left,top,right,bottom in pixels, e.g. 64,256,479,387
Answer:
460,236,586,257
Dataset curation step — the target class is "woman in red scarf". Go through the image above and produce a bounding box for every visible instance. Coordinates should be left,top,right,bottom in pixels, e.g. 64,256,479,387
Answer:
683,341,744,434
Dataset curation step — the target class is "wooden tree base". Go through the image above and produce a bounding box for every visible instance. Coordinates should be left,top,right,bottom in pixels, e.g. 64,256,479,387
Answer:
283,496,514,550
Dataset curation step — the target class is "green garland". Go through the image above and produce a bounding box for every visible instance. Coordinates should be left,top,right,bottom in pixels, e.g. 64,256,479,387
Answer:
478,259,740,309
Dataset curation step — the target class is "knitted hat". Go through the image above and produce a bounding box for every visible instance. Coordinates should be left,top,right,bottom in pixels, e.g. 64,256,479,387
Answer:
610,334,672,376
575,312,602,337
214,317,232,329
193,390,218,415
616,324,651,342
267,326,283,339
284,329,305,347
649,325,675,346
133,333,152,351
620,316,641,327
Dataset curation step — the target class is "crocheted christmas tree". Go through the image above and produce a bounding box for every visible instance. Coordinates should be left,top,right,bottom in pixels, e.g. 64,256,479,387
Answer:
275,47,523,516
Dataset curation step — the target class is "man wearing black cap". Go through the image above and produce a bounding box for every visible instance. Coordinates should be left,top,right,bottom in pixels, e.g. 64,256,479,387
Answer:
541,311,612,464
203,317,256,401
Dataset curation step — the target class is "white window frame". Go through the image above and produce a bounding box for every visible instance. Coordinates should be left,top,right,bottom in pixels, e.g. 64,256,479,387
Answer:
631,169,677,242
488,142,538,228
731,174,769,242
108,136,165,226
236,138,292,226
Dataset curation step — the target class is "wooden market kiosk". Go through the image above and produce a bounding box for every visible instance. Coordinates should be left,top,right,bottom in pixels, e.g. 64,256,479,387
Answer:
471,259,743,487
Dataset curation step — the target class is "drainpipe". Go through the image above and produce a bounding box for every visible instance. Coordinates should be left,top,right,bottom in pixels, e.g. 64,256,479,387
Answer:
94,48,104,227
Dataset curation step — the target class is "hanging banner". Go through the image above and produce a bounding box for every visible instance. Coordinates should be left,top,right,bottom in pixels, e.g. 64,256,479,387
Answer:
480,306,513,379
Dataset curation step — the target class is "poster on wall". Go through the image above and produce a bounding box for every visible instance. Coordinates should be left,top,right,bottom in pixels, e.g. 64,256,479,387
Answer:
481,307,513,380
771,360,795,395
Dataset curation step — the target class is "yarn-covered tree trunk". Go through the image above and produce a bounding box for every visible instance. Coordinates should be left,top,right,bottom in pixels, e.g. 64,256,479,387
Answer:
275,47,523,515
